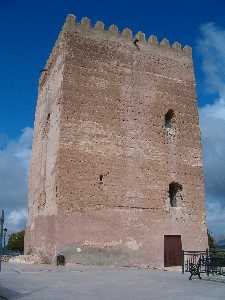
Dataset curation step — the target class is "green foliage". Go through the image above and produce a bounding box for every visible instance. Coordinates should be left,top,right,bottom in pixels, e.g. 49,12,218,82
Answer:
207,230,216,250
213,250,225,260
7,230,25,253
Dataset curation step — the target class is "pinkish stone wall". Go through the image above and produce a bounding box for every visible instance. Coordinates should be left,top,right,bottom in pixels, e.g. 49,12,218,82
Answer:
25,37,65,257
25,15,208,267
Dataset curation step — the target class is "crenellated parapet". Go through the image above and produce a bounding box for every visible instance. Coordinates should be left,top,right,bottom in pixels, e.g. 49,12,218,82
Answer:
39,13,192,87
62,14,192,56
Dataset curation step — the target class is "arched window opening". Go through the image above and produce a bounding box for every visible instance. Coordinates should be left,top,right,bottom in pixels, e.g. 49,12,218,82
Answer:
42,113,51,138
47,113,51,121
169,182,183,207
165,110,176,142
165,109,175,129
99,174,103,184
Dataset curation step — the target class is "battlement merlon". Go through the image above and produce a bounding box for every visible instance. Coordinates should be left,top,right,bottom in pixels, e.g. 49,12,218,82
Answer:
39,13,193,87
62,14,192,54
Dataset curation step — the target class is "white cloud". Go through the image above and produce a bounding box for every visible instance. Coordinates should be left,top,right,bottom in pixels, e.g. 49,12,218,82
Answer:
6,209,28,232
197,23,225,237
0,127,33,234
198,23,225,95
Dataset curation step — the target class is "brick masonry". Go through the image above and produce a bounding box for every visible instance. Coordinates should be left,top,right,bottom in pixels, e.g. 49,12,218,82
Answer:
25,14,208,267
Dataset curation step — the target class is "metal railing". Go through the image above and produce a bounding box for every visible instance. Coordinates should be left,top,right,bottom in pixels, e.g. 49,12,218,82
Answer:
182,249,225,278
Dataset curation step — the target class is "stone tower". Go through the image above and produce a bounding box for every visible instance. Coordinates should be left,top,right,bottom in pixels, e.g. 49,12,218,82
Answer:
25,14,208,267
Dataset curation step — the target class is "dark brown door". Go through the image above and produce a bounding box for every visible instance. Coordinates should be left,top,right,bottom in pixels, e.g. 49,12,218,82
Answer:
164,235,182,267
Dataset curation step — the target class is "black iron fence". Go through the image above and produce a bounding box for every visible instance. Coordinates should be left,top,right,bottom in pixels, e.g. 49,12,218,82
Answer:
182,249,225,279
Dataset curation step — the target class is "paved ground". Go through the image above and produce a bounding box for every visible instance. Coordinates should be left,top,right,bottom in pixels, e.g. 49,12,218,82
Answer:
0,263,225,300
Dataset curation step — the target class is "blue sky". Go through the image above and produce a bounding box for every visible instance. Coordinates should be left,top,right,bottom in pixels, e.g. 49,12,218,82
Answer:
0,0,225,239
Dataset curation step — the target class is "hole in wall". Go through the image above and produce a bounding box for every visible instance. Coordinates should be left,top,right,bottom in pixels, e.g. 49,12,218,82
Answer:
42,113,51,139
169,182,183,207
165,109,175,129
165,109,176,142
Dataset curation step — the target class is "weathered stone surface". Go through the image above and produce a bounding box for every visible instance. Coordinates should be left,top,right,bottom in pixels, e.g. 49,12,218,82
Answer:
8,255,46,264
25,15,208,267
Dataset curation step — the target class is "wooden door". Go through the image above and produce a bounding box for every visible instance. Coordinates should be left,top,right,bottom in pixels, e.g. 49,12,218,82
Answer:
164,235,182,267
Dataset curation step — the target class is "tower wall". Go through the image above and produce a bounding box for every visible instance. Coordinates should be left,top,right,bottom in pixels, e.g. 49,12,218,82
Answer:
25,38,65,257
26,15,208,266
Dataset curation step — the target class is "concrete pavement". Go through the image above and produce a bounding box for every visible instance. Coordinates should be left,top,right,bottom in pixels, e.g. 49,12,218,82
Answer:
0,263,225,299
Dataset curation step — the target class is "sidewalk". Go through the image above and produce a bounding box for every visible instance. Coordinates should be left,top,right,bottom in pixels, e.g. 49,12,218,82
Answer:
0,263,225,300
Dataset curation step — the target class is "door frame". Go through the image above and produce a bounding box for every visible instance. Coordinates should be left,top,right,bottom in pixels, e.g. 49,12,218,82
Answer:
164,235,182,267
